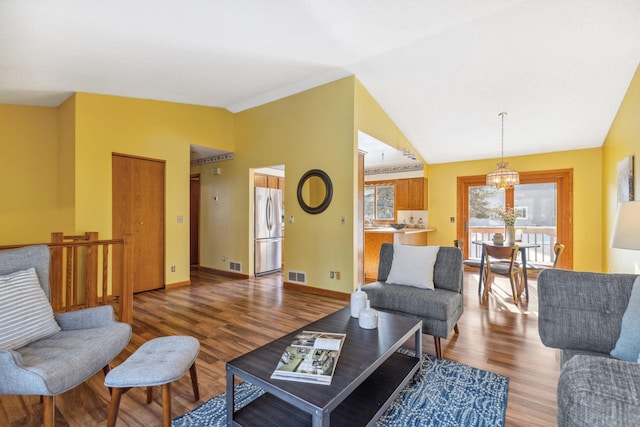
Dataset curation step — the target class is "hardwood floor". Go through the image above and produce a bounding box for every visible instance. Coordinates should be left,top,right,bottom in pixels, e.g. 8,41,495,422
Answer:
0,270,559,426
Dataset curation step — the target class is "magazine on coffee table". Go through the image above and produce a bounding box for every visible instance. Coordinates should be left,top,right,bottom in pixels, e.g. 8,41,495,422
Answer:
270,331,346,385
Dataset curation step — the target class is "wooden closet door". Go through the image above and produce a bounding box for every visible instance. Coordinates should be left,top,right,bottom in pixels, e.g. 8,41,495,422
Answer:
113,154,165,293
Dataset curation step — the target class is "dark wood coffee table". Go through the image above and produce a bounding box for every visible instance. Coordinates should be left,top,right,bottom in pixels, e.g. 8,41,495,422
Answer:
226,307,422,426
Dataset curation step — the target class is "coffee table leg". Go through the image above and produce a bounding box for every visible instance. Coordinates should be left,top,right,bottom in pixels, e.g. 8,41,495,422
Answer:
312,410,328,427
226,367,234,426
415,325,423,382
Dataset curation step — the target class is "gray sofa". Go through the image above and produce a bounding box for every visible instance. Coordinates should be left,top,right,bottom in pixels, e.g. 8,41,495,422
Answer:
538,268,640,426
362,243,463,359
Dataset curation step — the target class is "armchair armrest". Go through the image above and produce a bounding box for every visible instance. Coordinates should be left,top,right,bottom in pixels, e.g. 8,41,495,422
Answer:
55,305,118,330
538,269,637,354
0,350,27,393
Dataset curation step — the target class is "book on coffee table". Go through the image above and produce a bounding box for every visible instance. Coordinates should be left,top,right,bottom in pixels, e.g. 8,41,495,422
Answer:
270,331,346,385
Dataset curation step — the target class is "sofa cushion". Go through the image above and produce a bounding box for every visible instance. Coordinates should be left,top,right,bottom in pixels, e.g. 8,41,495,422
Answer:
386,245,439,289
558,355,640,426
363,281,462,321
0,268,61,351
2,322,132,395
611,276,640,362
561,348,613,367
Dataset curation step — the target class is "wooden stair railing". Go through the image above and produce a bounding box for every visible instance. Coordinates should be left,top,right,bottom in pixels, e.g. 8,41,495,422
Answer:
0,233,134,323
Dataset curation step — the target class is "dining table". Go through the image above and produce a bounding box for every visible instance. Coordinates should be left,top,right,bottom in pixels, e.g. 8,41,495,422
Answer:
472,240,541,301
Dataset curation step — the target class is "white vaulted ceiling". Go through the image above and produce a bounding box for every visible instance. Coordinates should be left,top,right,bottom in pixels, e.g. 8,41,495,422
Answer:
1,0,639,164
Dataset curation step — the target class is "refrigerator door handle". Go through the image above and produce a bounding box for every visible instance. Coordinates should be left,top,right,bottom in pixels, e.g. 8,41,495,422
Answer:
266,195,272,231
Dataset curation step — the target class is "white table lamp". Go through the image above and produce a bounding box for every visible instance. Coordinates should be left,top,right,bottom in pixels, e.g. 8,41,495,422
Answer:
611,201,640,250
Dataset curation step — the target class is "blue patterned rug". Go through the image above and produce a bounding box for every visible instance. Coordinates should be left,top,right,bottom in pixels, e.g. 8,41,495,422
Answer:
173,349,509,427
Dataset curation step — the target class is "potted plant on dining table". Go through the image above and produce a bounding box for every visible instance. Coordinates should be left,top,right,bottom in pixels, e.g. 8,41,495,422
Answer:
493,207,519,245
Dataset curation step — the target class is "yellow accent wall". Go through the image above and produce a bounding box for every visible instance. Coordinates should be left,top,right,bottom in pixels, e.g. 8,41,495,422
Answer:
57,94,76,233
195,78,357,292
0,104,60,244
603,63,640,273
72,93,234,285
427,148,603,272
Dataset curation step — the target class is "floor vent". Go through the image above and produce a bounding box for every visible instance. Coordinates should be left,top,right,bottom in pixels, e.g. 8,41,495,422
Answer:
230,261,241,272
287,270,307,284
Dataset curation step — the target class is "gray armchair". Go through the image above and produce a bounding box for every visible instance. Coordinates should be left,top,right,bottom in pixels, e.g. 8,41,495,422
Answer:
362,244,463,359
0,245,131,427
538,268,640,426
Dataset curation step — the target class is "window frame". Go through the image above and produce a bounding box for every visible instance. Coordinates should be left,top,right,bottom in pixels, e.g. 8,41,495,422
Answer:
364,180,396,223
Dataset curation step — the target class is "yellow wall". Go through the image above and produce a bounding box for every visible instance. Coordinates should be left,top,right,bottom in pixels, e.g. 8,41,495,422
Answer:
0,104,60,244
195,78,357,292
603,63,640,273
57,94,76,233
72,93,234,285
427,148,603,272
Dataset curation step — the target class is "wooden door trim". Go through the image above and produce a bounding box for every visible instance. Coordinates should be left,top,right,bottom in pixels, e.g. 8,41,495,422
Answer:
112,152,167,165
457,169,573,269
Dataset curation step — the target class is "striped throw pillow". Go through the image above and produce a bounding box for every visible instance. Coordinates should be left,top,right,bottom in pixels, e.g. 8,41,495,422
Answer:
0,268,61,351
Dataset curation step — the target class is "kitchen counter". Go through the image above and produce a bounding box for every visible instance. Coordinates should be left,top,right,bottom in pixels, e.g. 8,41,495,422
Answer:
364,227,437,281
364,227,435,234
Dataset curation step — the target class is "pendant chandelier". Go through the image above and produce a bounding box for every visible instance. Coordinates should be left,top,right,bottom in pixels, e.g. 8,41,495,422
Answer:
486,112,519,189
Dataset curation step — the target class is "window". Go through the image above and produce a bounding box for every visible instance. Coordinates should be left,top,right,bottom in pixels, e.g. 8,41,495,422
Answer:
457,169,572,270
514,206,528,220
364,184,395,221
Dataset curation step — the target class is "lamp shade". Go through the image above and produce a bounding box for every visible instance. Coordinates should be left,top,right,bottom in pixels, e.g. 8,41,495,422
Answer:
611,201,640,250
486,162,520,189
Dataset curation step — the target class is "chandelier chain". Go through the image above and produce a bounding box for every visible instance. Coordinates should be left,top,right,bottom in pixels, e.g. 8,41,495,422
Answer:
499,111,507,163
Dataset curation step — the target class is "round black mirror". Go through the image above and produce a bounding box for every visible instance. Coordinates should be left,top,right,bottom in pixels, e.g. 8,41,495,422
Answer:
297,169,333,214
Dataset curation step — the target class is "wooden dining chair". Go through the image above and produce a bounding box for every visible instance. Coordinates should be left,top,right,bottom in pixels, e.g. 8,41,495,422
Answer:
518,242,565,284
454,239,483,270
482,244,521,304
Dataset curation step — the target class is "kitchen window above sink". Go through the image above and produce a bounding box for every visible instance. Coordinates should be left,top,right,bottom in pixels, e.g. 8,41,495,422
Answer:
364,184,395,223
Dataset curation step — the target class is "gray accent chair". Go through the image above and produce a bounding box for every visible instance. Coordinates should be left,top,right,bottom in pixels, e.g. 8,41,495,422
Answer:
0,245,132,427
538,268,640,426
362,243,464,359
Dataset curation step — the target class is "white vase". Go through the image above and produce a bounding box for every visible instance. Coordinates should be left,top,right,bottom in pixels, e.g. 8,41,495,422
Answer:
350,283,368,318
505,225,516,246
359,300,378,329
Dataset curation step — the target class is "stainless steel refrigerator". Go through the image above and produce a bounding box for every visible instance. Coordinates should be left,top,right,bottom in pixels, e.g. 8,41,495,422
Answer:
254,187,283,276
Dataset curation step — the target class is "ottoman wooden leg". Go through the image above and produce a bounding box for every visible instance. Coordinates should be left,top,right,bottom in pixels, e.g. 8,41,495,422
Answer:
162,383,171,427
190,362,200,401
107,388,124,427
147,386,153,404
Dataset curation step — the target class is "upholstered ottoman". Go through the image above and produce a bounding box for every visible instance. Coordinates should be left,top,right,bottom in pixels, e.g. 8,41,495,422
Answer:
104,336,200,427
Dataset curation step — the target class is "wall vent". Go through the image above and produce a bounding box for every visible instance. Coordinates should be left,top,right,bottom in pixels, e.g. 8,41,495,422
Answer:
287,270,307,284
229,261,241,272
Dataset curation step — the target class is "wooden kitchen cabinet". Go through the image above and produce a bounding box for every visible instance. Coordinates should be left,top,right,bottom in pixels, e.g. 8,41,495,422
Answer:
395,179,409,210
364,232,394,280
254,174,267,187
408,177,426,210
267,175,279,189
255,173,282,189
364,229,431,281
396,178,427,210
